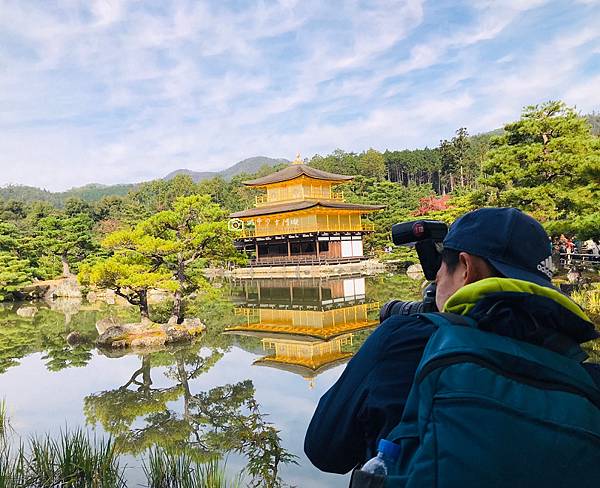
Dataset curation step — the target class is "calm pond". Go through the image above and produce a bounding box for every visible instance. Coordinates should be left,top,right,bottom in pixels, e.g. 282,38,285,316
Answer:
0,274,422,487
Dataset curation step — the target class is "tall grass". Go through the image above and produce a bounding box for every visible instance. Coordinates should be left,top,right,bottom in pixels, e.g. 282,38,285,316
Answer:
0,399,8,439
0,405,244,487
143,449,244,488
0,443,27,488
572,284,600,323
0,429,125,488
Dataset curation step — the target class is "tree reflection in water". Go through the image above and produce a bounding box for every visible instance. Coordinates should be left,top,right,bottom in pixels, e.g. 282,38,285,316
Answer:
0,300,136,373
84,343,296,487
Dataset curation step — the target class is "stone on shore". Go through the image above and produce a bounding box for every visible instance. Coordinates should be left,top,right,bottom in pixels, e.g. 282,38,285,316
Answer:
406,263,425,280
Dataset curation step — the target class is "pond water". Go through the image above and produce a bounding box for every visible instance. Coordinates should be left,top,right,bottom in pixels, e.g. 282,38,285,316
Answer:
0,274,422,487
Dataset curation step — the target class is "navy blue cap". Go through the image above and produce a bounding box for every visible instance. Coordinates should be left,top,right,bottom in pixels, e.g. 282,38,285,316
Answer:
443,207,555,288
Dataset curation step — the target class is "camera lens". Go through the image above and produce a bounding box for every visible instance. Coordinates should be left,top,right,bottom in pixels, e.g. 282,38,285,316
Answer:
379,300,424,322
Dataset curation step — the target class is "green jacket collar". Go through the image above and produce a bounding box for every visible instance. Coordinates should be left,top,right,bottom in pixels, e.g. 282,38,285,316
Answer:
444,277,592,325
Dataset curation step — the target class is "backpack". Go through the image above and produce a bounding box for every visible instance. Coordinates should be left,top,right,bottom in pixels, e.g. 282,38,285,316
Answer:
350,313,600,488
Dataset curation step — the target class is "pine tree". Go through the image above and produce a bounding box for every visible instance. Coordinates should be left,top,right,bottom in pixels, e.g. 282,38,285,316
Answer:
0,252,33,300
80,195,240,322
480,101,600,237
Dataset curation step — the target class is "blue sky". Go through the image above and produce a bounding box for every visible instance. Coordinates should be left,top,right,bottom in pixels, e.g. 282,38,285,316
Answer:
0,0,599,191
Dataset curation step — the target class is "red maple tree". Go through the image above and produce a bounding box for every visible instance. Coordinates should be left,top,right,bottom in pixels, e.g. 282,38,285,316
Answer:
413,195,450,216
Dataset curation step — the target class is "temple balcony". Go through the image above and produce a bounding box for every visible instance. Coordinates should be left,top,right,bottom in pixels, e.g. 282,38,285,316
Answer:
255,188,344,206
238,220,375,238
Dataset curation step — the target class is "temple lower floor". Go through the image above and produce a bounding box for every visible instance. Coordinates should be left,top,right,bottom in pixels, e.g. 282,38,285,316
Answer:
235,233,367,266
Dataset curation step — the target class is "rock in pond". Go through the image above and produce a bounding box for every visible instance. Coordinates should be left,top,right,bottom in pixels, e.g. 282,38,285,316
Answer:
66,331,86,345
165,326,193,344
96,320,205,349
96,317,122,335
16,306,38,318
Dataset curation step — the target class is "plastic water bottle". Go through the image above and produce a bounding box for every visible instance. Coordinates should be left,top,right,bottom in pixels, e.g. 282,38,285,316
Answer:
360,439,401,476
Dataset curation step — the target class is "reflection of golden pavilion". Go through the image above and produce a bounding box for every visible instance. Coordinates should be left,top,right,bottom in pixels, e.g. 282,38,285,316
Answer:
229,155,383,266
256,334,354,379
226,277,379,385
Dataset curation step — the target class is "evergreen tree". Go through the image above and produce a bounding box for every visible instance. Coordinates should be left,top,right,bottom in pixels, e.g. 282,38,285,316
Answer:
136,195,241,323
80,195,240,321
439,127,472,193
0,221,33,300
357,148,386,180
0,252,33,300
126,174,200,218
29,214,97,277
480,101,600,237
309,149,361,176
79,249,176,320
344,176,433,251
64,197,93,217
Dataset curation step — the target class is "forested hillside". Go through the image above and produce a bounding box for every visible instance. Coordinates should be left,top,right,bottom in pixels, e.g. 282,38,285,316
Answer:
0,183,133,206
0,100,598,301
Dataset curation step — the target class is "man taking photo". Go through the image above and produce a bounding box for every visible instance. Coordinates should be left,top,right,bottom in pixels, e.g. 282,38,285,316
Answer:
305,207,600,486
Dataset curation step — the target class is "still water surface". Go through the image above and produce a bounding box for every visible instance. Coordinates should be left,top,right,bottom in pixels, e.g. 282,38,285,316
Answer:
0,274,420,487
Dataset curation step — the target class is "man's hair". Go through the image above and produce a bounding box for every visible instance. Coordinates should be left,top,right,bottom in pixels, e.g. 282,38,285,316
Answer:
441,248,462,273
441,248,502,277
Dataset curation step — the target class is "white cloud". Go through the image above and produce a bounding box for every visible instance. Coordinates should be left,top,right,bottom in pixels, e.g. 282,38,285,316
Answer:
91,0,125,26
0,0,598,190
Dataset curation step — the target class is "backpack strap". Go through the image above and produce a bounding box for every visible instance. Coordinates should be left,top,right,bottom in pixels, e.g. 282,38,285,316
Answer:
418,321,600,408
421,312,588,362
418,311,478,328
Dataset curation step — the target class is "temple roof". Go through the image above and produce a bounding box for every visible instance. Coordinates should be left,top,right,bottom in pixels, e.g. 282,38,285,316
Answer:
224,321,378,340
229,200,384,218
223,329,326,341
242,164,354,186
253,354,352,378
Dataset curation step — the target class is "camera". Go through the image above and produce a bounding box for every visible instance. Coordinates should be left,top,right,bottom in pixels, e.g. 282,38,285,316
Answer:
380,220,448,322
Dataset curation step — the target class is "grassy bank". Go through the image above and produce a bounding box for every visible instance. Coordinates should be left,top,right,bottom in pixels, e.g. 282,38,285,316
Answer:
0,416,244,488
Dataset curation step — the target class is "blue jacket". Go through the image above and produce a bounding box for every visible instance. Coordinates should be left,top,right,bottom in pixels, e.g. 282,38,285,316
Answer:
304,278,600,474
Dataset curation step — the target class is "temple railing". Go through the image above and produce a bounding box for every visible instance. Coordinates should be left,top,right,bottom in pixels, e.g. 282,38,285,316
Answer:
234,302,380,317
237,221,375,238
247,255,372,267
255,190,344,206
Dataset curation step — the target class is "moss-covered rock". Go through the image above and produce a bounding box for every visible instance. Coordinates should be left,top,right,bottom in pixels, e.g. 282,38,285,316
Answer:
96,320,205,349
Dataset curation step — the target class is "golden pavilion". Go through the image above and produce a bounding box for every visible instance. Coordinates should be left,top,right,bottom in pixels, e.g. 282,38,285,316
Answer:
225,277,379,386
229,155,383,266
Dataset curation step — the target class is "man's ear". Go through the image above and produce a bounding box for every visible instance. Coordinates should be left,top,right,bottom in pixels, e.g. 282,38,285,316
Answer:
460,252,491,284
457,252,471,284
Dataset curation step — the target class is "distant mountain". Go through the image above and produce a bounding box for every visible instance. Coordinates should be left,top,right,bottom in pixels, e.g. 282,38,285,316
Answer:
162,169,217,181
0,156,288,206
164,156,289,182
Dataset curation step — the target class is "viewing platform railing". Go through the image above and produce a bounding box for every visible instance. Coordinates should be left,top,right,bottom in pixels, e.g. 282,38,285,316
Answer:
558,252,600,267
